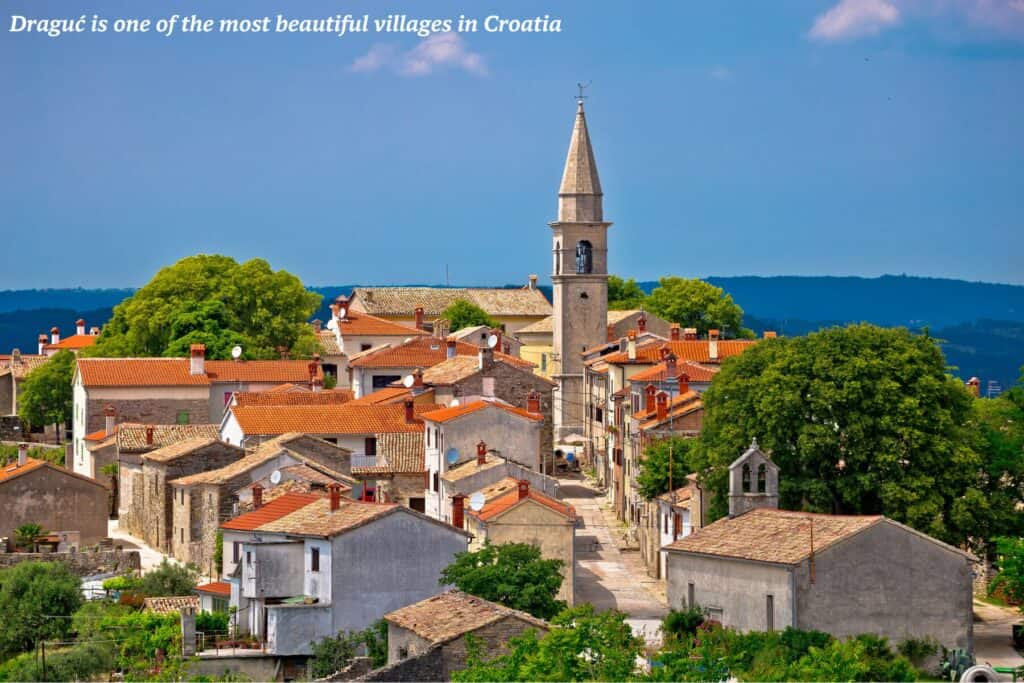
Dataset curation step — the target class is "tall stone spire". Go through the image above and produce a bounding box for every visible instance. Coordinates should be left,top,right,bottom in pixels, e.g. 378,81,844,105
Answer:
558,100,603,223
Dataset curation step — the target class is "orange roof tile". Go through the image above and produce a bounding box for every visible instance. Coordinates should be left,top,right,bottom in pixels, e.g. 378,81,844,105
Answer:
45,334,98,350
233,389,353,407
84,427,116,442
470,486,576,522
229,403,438,437
334,311,429,337
349,336,533,370
205,360,321,383
420,400,543,424
602,339,757,366
77,358,211,387
0,457,47,483
195,581,232,597
633,390,702,421
629,360,719,383
222,492,323,531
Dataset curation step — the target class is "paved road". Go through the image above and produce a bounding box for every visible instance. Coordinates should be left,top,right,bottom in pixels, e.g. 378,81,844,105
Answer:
561,477,668,645
107,519,177,572
973,599,1023,679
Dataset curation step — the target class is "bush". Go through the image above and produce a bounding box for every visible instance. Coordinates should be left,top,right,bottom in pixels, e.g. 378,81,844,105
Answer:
138,559,198,597
662,606,705,639
0,641,117,682
898,636,939,668
0,561,84,659
197,611,230,635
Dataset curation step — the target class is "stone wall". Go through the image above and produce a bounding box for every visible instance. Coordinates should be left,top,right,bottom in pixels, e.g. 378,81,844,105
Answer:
0,378,15,416
0,463,109,543
85,397,211,436
0,547,140,576
358,646,443,682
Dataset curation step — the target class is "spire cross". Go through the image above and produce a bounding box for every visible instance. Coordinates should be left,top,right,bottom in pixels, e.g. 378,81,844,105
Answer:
576,81,592,103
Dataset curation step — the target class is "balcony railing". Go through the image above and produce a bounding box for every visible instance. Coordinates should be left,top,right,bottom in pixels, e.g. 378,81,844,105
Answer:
351,454,388,469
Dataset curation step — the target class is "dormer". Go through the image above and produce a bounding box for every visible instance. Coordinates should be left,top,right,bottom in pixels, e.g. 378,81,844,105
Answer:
728,438,779,517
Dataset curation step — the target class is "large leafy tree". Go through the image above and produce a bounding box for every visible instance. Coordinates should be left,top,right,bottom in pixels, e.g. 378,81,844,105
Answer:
440,543,566,620
607,275,646,310
18,350,74,436
89,254,321,359
645,277,753,338
636,437,696,500
0,561,84,659
441,299,499,333
137,559,197,597
693,324,982,546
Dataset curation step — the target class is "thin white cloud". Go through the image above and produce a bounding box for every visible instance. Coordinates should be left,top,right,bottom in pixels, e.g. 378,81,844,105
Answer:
348,33,487,77
709,65,733,81
809,0,901,41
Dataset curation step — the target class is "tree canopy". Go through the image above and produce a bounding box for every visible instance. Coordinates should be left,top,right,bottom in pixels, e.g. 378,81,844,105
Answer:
137,559,197,597
17,350,74,433
89,255,321,360
636,437,697,500
0,561,83,659
692,324,983,546
645,277,753,338
440,543,566,620
441,299,499,332
607,276,646,310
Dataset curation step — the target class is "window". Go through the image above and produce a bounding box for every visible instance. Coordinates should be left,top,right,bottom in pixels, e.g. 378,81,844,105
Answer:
687,582,695,608
432,471,440,492
766,594,774,631
176,410,190,425
410,497,425,513
246,551,252,566
595,406,603,423
742,463,751,493
554,241,560,275
360,343,372,352
663,511,668,534
224,391,233,405
575,240,593,274
311,547,320,572
233,542,240,563
757,463,767,493
398,646,409,660
372,375,401,389
541,354,547,372
180,528,184,544
364,437,377,456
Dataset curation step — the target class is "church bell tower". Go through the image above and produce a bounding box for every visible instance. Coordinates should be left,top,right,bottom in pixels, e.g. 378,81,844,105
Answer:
551,98,611,440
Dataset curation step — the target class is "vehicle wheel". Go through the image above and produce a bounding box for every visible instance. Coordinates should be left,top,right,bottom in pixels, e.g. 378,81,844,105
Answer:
960,664,998,682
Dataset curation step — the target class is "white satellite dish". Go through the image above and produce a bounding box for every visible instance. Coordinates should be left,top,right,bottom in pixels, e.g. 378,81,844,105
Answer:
231,345,243,359
486,334,498,349
402,374,415,388
326,318,338,331
469,492,486,512
450,399,460,407
269,470,282,485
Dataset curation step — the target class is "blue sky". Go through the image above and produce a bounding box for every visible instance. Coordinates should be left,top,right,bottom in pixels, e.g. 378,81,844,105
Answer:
2,0,1022,289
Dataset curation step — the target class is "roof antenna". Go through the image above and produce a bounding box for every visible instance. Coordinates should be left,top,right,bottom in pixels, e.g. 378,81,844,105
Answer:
576,81,591,105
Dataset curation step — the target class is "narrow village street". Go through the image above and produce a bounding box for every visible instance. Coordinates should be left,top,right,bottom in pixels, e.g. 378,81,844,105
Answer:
560,475,669,646
973,599,1024,675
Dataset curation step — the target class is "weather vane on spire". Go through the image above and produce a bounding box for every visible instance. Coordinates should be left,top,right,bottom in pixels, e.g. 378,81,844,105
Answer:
576,81,592,103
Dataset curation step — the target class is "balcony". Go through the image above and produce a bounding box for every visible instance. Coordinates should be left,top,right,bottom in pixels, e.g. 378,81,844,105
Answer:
351,453,388,469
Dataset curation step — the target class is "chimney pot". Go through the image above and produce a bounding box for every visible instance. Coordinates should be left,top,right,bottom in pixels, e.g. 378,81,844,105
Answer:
645,384,656,413
404,398,415,424
451,494,466,529
104,404,116,437
526,390,541,415
38,334,47,355
328,483,342,511
518,479,529,500
446,339,457,359
76,319,86,336
414,307,424,330
189,344,206,375
678,372,690,395
528,274,538,290
627,332,637,361
670,324,681,342
145,426,154,445
665,352,677,378
637,315,647,333
656,392,669,422
17,442,28,467
50,327,60,345
476,440,487,464
252,484,264,510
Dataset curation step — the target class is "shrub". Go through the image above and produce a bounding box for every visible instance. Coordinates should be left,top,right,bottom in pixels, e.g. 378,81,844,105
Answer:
662,606,705,639
138,559,198,597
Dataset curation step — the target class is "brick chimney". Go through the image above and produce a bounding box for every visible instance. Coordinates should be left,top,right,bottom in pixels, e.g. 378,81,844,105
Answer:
145,425,154,445
645,384,657,413
104,404,116,437
656,392,669,422
412,367,424,389
446,339,457,359
637,315,647,333
309,355,321,387
526,390,541,415
252,483,263,510
669,324,680,342
328,483,342,511
50,327,60,345
76,319,86,336
434,319,450,340
476,440,487,465
38,334,47,355
189,344,205,375
17,442,28,467
404,398,415,423
665,352,677,378
478,346,494,371
684,327,698,341
627,330,637,361
451,494,466,529
678,372,690,395
518,479,529,500
414,307,424,330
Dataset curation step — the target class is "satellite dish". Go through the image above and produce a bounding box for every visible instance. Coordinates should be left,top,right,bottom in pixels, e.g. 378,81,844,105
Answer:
450,399,460,407
486,334,498,349
402,374,415,388
566,452,575,463
326,318,338,331
231,345,243,359
446,448,459,466
269,470,282,485
469,492,486,512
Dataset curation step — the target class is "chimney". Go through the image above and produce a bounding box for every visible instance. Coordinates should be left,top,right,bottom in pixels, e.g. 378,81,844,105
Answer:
404,398,415,424
311,376,323,392
89,326,100,335
645,384,657,413
967,377,981,397
414,307,424,330
678,372,690,396
665,352,677,378
518,479,529,500
329,303,340,321
277,346,289,360
669,324,680,342
627,330,637,361
708,331,719,362
476,440,487,465
526,390,541,415
309,355,321,386
446,339,457,359
252,484,264,510
104,404,116,437
684,327,698,341
76,319,86,336
656,392,669,422
328,483,342,511
10,349,20,365
145,426,154,445
478,346,494,370
708,329,720,342
189,344,205,375
312,319,322,333
50,327,60,345
637,315,647,333
491,329,503,355
528,274,538,290
434,319,450,340
763,331,777,339
38,334,47,355
451,494,466,529
412,367,424,389
17,442,28,467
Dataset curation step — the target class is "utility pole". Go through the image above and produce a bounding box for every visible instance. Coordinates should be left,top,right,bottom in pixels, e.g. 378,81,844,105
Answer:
41,640,46,681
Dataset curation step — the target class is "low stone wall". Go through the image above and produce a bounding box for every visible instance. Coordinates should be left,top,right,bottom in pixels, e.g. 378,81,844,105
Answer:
0,547,140,576
356,647,444,682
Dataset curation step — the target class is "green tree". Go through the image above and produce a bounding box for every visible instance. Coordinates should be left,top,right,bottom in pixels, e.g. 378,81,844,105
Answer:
692,324,981,545
0,562,84,659
440,543,566,619
13,523,46,551
17,350,74,437
607,275,646,310
636,437,696,500
0,641,117,682
441,299,499,333
309,620,388,677
0,444,63,467
989,536,1024,612
138,559,197,597
453,605,643,682
89,254,321,359
644,277,753,338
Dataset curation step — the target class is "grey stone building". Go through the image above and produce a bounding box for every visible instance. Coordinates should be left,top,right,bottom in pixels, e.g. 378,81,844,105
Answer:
664,441,975,650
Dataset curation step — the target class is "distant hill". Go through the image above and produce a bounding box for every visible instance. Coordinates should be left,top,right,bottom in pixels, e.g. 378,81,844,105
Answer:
1,276,1021,392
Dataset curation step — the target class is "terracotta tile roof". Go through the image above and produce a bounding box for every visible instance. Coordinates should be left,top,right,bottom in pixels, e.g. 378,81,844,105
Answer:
195,581,232,597
255,497,398,537
116,424,221,453
638,397,704,431
602,339,758,366
228,403,438,437
0,354,49,379
335,311,429,337
385,590,548,644
351,287,551,318
317,330,343,356
420,400,542,425
347,387,429,405
442,453,505,483
633,390,702,421
232,389,353,407
349,337,533,370
84,427,115,442
142,437,240,464
629,361,719,384
266,383,310,393
377,432,425,473
205,360,321,383
657,485,694,504
664,508,883,564
518,310,644,336
222,492,323,531
144,596,199,614
45,334,98,350
77,358,211,387
0,457,47,484
470,485,575,522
